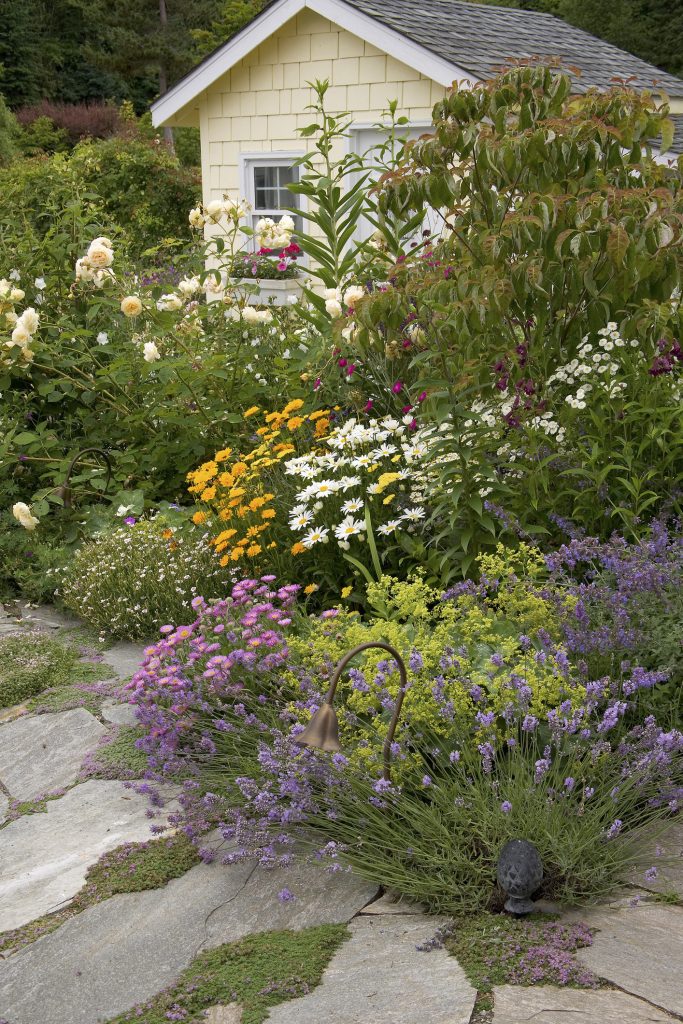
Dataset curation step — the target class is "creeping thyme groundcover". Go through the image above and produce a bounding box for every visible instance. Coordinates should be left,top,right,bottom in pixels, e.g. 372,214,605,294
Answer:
127,542,683,912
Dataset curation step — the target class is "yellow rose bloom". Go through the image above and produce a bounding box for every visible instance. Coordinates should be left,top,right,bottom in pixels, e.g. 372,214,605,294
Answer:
120,295,143,317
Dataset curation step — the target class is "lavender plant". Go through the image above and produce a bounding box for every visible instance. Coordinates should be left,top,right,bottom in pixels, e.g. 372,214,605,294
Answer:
127,571,682,912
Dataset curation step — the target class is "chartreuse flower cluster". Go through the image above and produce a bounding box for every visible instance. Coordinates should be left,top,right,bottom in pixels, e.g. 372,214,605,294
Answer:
187,400,332,569
286,558,580,782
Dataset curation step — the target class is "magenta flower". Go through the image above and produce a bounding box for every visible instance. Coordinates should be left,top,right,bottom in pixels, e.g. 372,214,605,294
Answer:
391,380,403,394
124,516,137,525
364,399,374,412
418,391,427,402
277,260,287,272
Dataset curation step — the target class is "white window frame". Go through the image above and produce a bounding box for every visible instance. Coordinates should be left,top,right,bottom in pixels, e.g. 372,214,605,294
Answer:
239,151,307,249
346,121,437,245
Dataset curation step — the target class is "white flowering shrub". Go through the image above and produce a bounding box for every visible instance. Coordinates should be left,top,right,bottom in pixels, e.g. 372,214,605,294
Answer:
57,518,234,640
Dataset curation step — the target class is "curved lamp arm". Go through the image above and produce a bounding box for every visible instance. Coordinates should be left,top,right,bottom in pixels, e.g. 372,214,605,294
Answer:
54,447,112,508
296,640,410,782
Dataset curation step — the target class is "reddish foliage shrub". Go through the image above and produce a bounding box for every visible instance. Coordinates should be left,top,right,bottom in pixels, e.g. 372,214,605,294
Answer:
15,101,123,145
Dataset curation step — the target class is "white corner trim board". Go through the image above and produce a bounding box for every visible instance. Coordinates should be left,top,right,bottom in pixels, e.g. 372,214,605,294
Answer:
151,0,476,127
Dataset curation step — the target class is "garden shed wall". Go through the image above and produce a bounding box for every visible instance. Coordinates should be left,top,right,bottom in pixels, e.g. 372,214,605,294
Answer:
196,8,447,211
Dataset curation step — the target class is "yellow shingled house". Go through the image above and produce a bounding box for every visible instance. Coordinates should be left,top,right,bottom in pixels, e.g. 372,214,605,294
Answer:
151,0,683,257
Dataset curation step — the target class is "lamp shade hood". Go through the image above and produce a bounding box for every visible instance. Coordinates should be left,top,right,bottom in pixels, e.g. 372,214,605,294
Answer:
293,703,342,752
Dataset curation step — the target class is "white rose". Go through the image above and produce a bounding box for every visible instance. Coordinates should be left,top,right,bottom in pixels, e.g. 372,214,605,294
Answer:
96,332,109,345
205,200,224,223
121,295,143,317
92,236,113,249
75,258,94,282
18,307,39,334
242,305,260,323
224,307,240,321
92,270,114,290
10,288,24,303
12,502,39,531
256,309,273,323
178,276,201,297
11,324,31,346
325,299,343,318
5,311,17,326
279,215,295,232
189,207,205,229
324,287,341,301
87,241,114,269
143,341,161,362
156,293,183,311
343,285,365,308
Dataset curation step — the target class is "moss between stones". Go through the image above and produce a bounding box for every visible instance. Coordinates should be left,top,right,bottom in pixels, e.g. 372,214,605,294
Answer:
0,834,199,955
107,924,349,1024
444,912,599,993
0,630,112,711
84,726,149,779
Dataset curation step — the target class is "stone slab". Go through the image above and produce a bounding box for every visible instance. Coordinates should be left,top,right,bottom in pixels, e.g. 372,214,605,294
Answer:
204,1006,242,1024
0,708,106,800
493,985,677,1022
0,779,179,932
573,903,683,1016
0,793,7,825
100,700,138,727
17,603,81,631
359,890,426,915
627,820,683,898
101,642,148,681
265,915,477,1023
0,856,377,1024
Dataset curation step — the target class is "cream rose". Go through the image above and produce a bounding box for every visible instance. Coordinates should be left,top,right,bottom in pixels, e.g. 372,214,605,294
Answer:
87,241,114,269
343,285,365,308
178,276,201,297
188,207,205,229
10,288,24,303
18,307,39,334
325,298,343,319
12,502,39,531
205,200,224,224
242,304,260,323
156,293,183,312
143,341,161,362
11,324,31,346
121,295,143,317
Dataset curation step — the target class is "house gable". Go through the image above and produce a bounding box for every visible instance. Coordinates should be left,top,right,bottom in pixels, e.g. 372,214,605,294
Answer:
198,8,446,203
151,0,474,129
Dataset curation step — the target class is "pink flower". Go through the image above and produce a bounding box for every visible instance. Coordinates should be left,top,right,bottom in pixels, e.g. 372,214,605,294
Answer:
277,260,287,272
347,363,356,376
314,378,322,390
402,404,412,414
418,391,427,402
364,399,374,412
338,358,347,367
391,380,403,394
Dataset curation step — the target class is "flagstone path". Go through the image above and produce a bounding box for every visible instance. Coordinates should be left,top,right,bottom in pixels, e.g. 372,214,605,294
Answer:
0,604,682,1024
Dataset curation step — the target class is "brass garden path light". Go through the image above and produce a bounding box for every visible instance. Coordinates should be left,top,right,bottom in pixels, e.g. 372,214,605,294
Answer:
53,447,112,508
294,641,409,782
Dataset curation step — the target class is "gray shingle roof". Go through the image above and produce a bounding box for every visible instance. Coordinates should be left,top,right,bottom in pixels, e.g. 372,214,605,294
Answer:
669,115,683,156
345,0,683,98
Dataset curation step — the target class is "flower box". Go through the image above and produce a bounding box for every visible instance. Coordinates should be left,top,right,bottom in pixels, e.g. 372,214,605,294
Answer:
228,276,305,307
